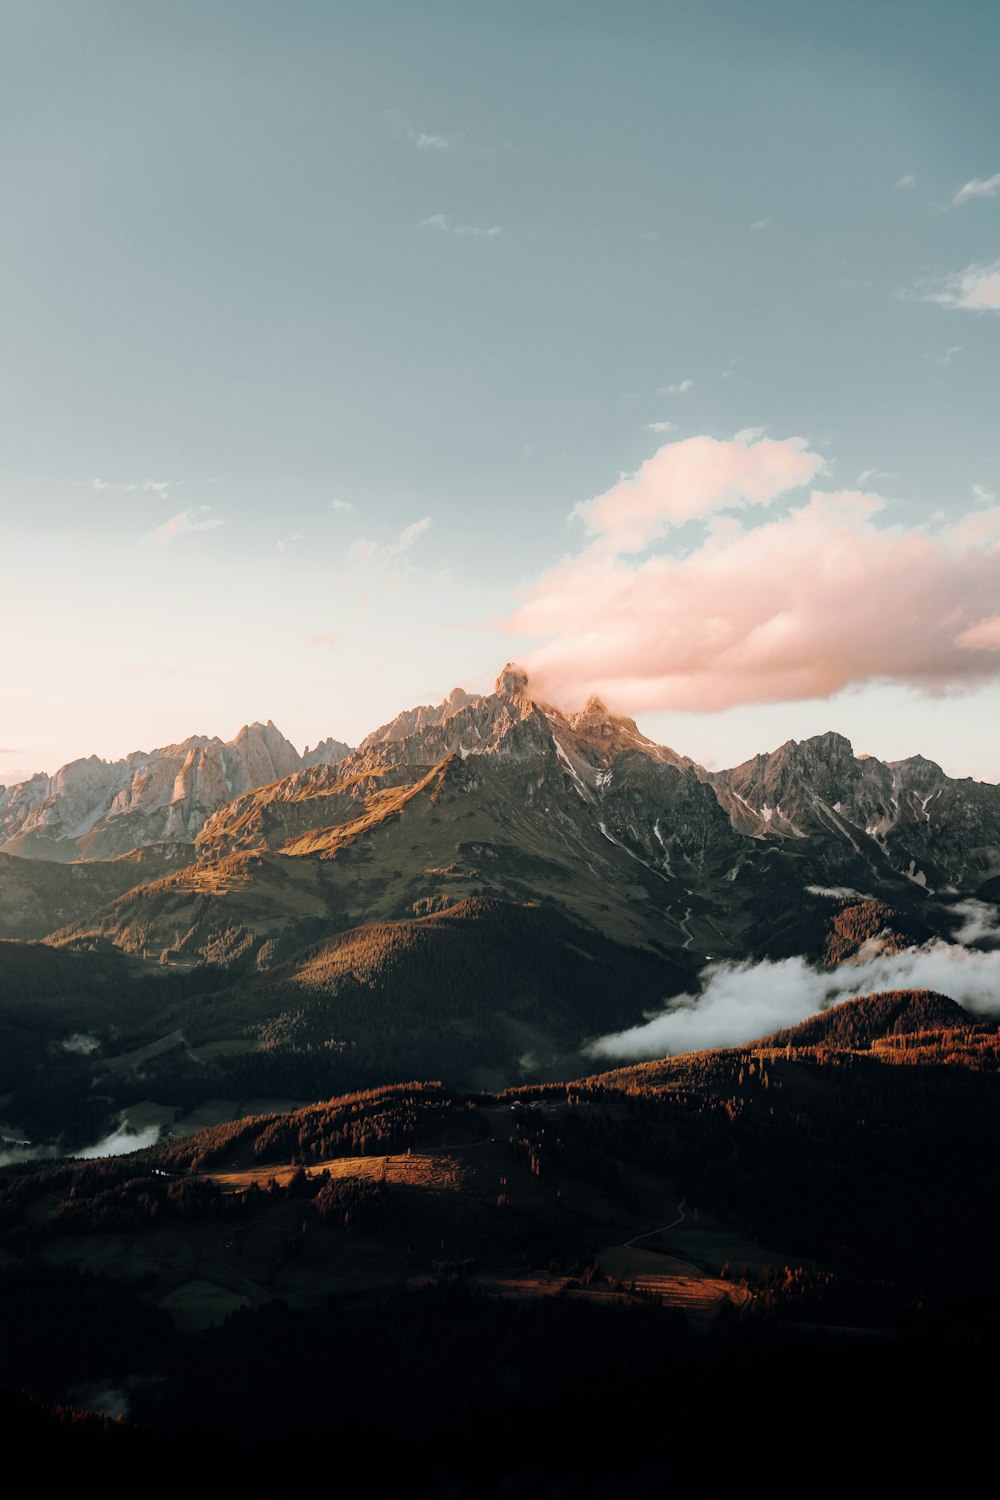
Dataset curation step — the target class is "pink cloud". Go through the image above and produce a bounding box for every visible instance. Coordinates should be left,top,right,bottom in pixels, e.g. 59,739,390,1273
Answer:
955,615,1000,651
572,432,824,553
307,632,343,649
506,435,1000,713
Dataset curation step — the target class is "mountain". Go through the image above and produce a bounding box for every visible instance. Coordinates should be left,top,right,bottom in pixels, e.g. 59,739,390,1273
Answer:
3,664,1000,1153
710,731,1000,891
27,665,1000,983
3,678,999,1495
0,723,351,863
58,668,744,968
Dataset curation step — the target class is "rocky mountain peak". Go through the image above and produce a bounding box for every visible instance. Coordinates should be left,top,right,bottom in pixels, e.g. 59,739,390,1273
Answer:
494,663,532,701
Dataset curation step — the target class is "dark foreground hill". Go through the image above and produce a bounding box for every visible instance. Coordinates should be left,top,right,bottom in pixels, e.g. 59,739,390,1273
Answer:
0,990,997,1493
760,987,970,1049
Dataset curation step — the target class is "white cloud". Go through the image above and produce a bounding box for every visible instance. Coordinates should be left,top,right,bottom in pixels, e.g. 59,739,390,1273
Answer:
951,900,1000,944
856,468,897,485
973,484,996,505
416,131,457,152
750,217,770,231
346,538,378,561
953,172,1000,205
418,213,500,238
330,499,353,513
142,507,222,546
922,260,1000,312
659,379,694,395
892,173,916,190
805,885,870,901
646,422,676,434
586,940,1000,1059
929,346,962,366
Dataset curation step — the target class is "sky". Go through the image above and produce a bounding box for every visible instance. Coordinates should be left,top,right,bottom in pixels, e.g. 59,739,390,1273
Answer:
2,0,1000,785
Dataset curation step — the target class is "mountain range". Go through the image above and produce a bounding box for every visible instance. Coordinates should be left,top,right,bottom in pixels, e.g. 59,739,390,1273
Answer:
3,670,999,1491
0,721,351,863
1,663,998,1148
3,663,997,954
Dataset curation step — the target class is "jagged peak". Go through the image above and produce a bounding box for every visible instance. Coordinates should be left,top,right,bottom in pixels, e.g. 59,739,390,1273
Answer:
494,662,531,701
889,753,946,775
805,730,855,753
583,694,609,715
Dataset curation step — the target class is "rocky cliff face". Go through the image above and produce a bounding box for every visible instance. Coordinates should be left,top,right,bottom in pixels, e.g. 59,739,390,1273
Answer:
0,722,351,862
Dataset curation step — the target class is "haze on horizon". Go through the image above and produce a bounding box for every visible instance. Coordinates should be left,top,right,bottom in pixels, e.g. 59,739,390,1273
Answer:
3,0,1000,784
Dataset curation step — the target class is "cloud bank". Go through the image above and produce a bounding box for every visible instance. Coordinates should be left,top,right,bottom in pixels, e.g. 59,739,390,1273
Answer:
507,432,1000,713
587,937,1000,1059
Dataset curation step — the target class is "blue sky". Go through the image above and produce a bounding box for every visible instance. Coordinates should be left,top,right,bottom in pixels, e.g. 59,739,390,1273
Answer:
2,0,1000,782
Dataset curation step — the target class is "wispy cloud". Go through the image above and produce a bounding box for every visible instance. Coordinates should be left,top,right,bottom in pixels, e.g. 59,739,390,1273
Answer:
973,484,996,505
892,173,916,191
920,260,1000,312
646,421,676,434
143,507,223,546
416,131,457,152
330,499,353,512
93,477,176,495
929,345,962,366
857,468,897,485
418,213,501,238
390,516,432,554
749,217,770,231
307,631,342,649
953,171,1000,205
277,533,303,552
346,516,432,565
659,378,694,395
506,431,1000,714
383,109,461,153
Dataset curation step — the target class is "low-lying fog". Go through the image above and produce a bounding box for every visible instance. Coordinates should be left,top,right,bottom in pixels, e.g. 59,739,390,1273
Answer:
0,1122,163,1170
589,900,1000,1059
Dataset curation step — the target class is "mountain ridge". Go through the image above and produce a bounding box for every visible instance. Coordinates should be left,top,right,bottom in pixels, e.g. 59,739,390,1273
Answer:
4,664,1000,974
